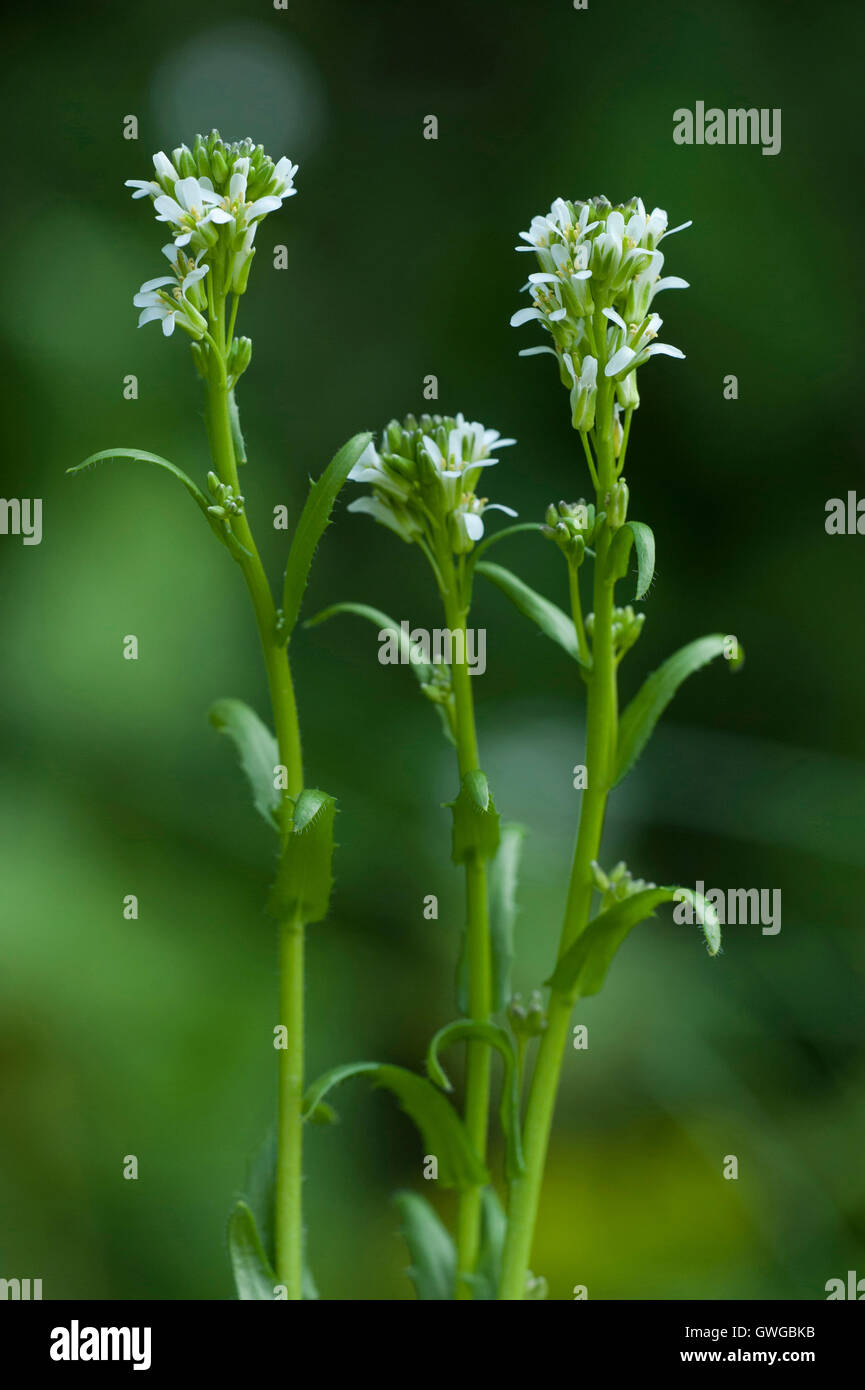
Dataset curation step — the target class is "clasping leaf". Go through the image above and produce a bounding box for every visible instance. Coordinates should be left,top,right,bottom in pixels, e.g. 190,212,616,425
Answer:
267,789,337,925
280,431,372,642
546,885,721,1000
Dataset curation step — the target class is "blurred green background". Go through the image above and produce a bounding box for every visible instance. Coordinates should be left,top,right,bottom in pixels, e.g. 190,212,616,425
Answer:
1,0,864,1300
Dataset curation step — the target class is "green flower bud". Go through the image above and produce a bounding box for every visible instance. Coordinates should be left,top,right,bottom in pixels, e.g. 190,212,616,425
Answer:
211,149,228,186
228,335,253,384
189,340,210,381
178,146,197,179
608,478,629,530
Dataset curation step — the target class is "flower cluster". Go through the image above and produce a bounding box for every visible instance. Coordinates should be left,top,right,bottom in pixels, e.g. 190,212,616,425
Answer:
348,413,517,555
591,859,656,912
511,196,690,428
126,131,298,338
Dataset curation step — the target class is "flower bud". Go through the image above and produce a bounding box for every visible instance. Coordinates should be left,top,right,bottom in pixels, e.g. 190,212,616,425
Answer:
211,149,229,186
179,146,197,179
189,340,210,380
232,245,255,295
608,478,629,529
228,335,252,383
615,371,640,413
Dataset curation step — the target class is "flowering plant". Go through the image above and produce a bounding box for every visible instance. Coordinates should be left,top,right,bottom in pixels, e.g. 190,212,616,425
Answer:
73,159,740,1300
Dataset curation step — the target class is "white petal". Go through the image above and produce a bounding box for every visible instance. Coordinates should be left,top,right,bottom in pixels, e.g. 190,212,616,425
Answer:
518,345,556,357
173,177,204,211
422,436,444,468
207,207,233,224
510,306,543,327
645,343,685,359
463,512,485,541
153,194,184,223
653,276,689,292
603,307,627,331
162,313,176,336
137,276,174,294
247,196,283,219
137,307,165,326
483,503,519,517
152,152,177,182
605,347,636,376
661,219,693,238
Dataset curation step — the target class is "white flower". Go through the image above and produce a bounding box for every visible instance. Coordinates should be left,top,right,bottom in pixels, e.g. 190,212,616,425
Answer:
513,195,690,414
133,251,209,338
564,353,598,430
348,414,516,555
153,176,228,248
450,495,518,555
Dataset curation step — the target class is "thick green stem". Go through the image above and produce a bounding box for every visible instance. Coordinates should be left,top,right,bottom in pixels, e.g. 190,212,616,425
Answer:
498,396,619,1300
205,362,306,1299
441,567,492,1298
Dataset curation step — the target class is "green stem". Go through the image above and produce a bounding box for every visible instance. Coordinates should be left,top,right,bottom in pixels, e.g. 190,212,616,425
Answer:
205,356,306,1300
498,383,619,1301
440,559,492,1299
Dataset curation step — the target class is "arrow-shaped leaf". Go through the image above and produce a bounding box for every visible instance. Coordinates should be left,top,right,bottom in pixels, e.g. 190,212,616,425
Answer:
447,769,501,866
267,789,337,925
426,1019,525,1180
280,431,373,642
475,561,586,665
394,1192,456,1301
614,634,733,786
209,698,281,832
301,1061,488,1190
228,1201,279,1300
68,447,250,559
305,601,433,684
547,885,721,1000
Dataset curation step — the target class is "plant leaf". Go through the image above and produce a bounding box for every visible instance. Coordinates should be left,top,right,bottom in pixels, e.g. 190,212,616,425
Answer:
447,769,501,865
301,1061,488,1190
426,1020,525,1180
266,789,336,925
614,635,730,786
488,823,527,1011
394,1191,456,1300
455,821,526,1015
469,522,544,568
280,431,373,642
68,447,250,559
305,600,457,746
475,561,586,665
228,388,247,465
235,1135,320,1299
228,1201,278,1300
546,885,721,1000
305,601,433,684
462,1188,508,1300
625,521,655,600
208,698,281,832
